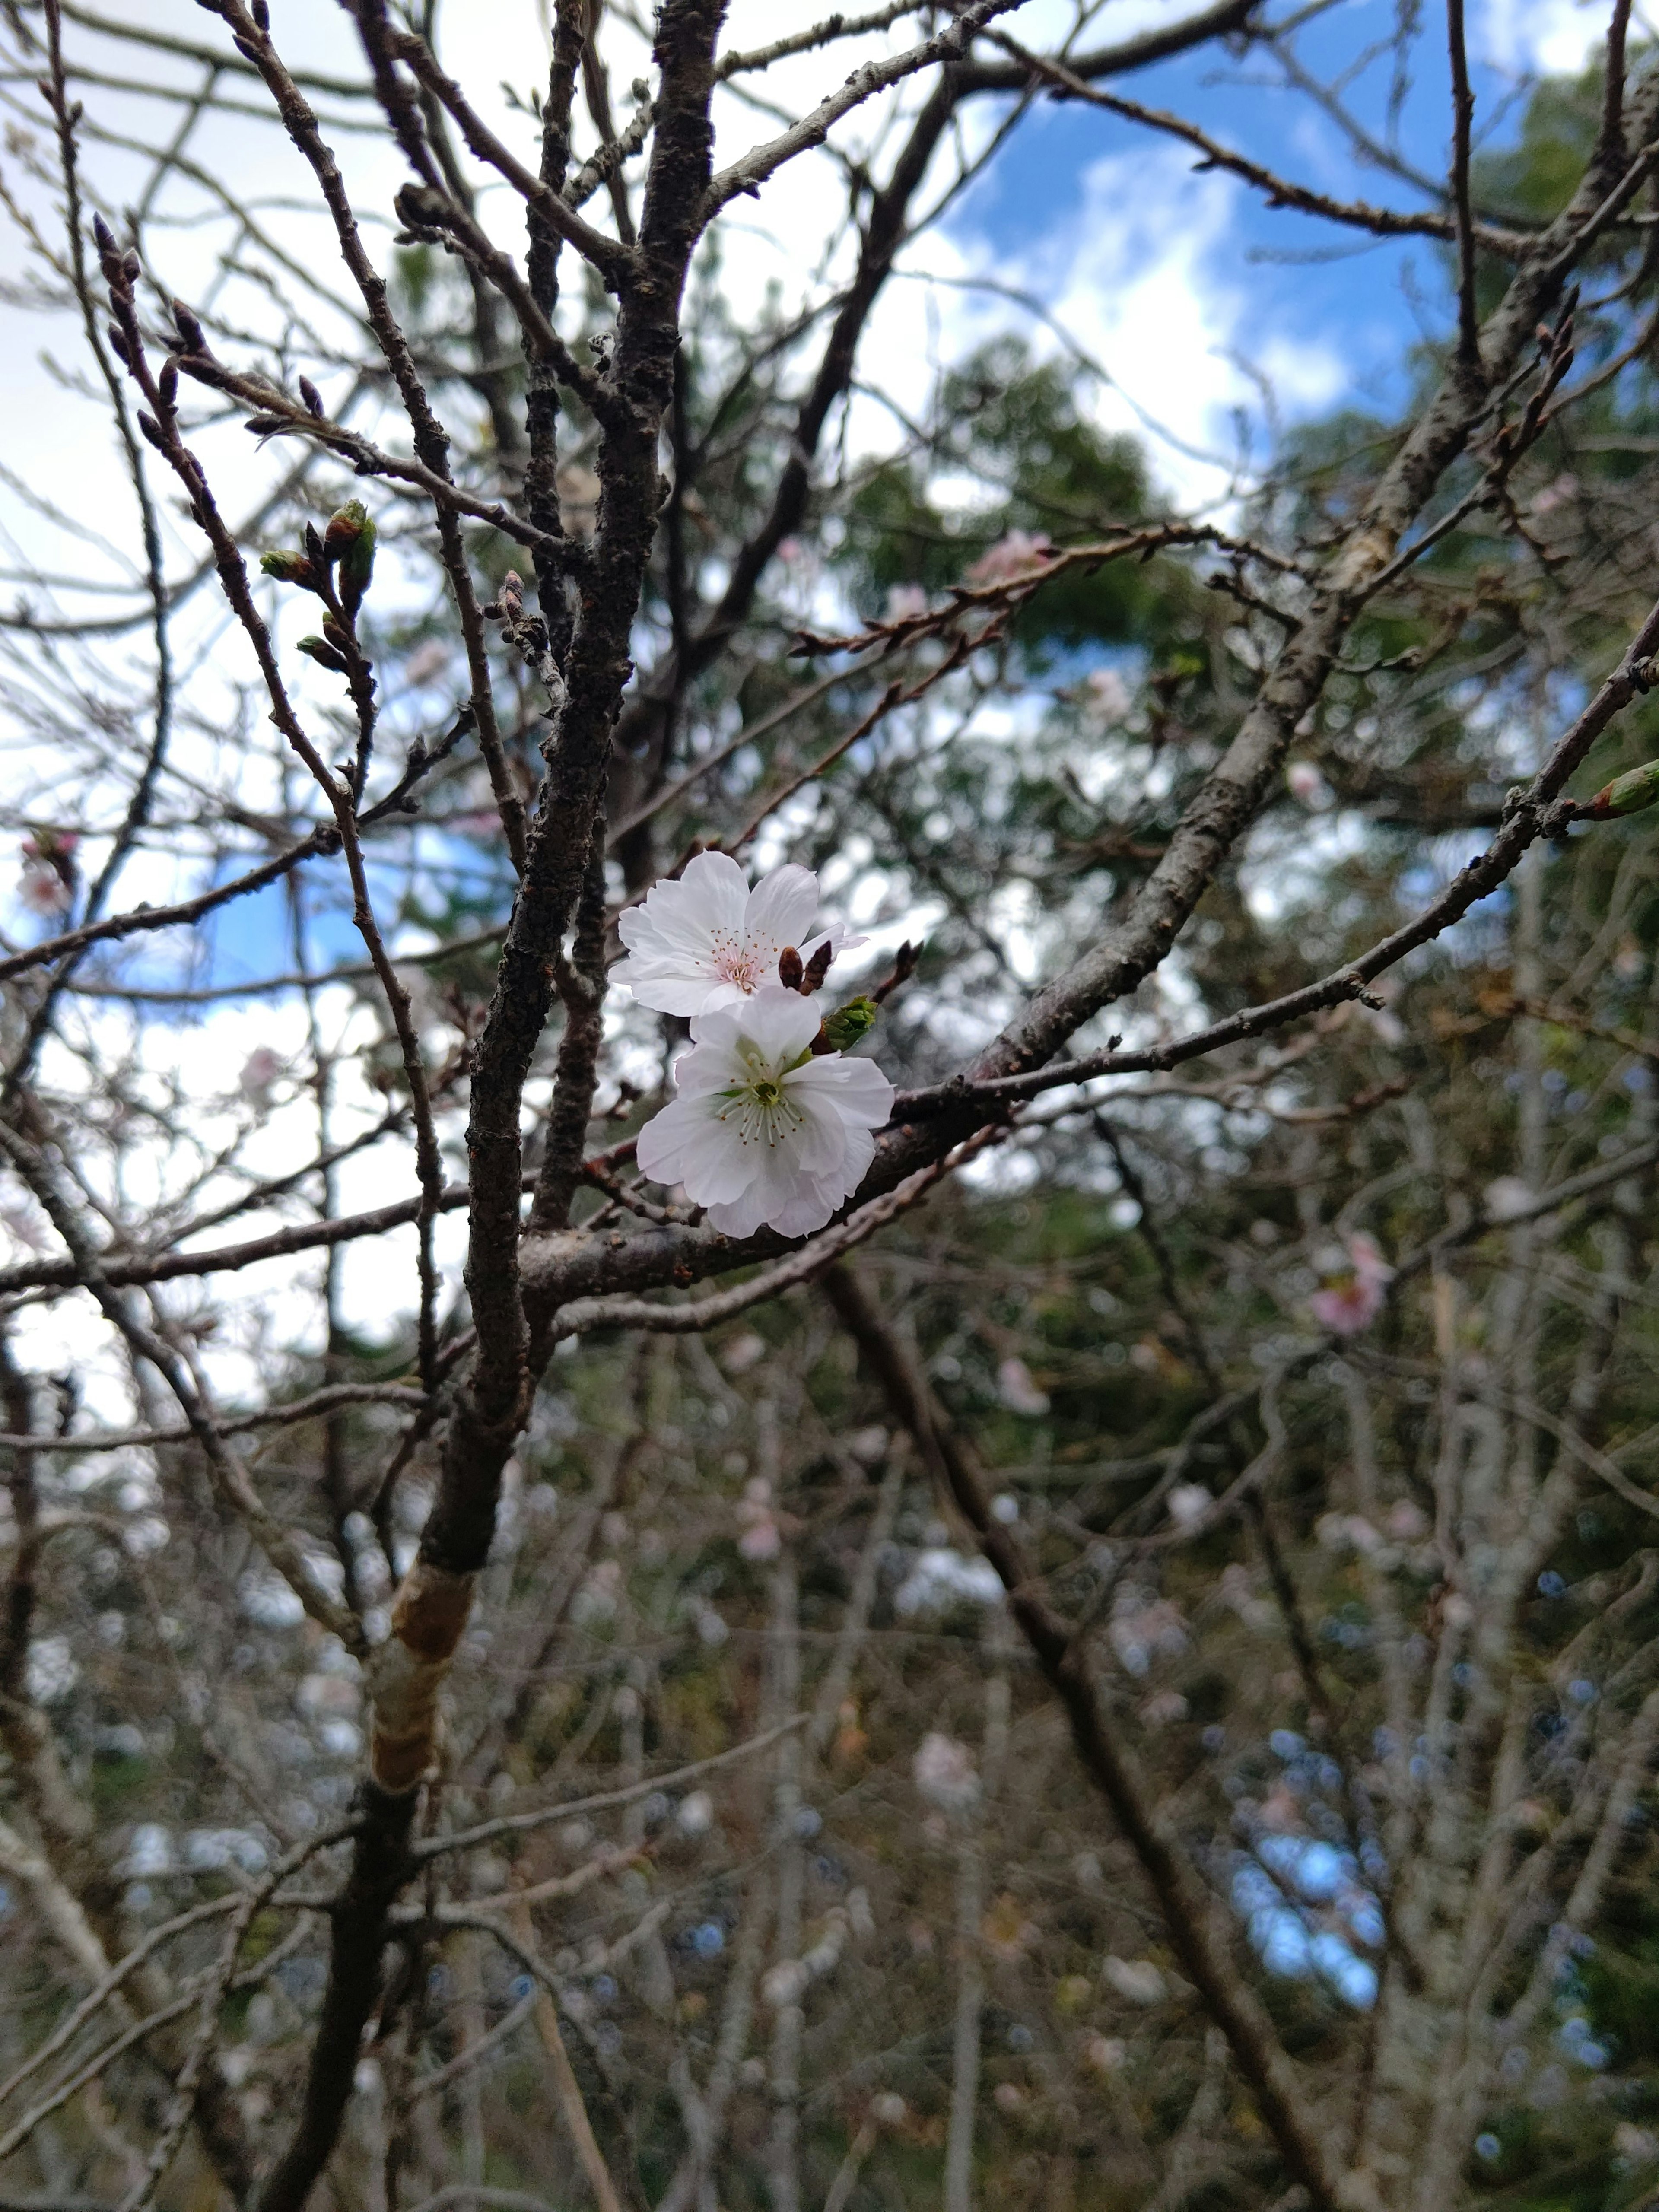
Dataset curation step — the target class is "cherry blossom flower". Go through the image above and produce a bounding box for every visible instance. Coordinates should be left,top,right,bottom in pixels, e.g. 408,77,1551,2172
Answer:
1166,1483,1212,1530
18,832,77,917
912,1731,979,1813
996,1354,1049,1416
613,852,864,1017
1078,665,1132,729
1484,1176,1534,1223
635,987,893,1238
1082,2034,1126,2075
965,528,1052,587
1287,760,1332,809
1109,1586,1188,1676
676,1790,714,1837
1309,1232,1393,1336
238,1047,284,1104
18,864,70,916
719,1329,767,1376
736,1475,782,1561
884,583,929,622
1103,1955,1167,2005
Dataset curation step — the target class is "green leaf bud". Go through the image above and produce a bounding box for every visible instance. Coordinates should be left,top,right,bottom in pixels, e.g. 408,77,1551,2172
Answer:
1583,758,1659,820
260,548,315,586
324,499,376,613
819,996,878,1054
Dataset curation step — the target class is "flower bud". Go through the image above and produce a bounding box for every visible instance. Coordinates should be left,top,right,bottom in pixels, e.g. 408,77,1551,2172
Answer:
324,499,376,616
260,548,315,586
172,298,205,353
1583,757,1659,820
819,996,878,1054
296,634,350,674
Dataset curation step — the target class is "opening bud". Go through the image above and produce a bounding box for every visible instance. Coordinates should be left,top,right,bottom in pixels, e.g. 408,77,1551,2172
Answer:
818,996,878,1055
260,548,315,587
324,500,376,615
1583,757,1659,820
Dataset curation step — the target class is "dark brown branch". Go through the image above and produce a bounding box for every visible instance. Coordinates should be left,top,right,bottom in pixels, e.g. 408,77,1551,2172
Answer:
0,827,337,986
954,0,1263,92
248,1789,416,2212
1602,0,1635,159
375,25,636,291
1446,0,1481,365
701,0,1030,216
529,815,609,1234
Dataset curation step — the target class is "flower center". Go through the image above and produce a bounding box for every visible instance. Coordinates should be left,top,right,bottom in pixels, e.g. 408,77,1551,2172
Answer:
709,928,774,994
717,1058,806,1150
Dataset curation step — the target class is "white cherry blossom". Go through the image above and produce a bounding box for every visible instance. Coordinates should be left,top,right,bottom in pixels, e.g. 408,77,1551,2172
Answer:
635,987,893,1238
613,851,862,1016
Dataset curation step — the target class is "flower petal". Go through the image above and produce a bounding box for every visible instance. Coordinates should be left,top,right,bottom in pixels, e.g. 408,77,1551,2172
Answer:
777,1085,849,1177
669,1049,737,1100
785,1051,895,1127
763,1177,839,1237
613,852,750,1009
613,964,729,1017
661,849,750,941
724,986,823,1065
743,864,819,955
637,1095,756,1204
686,1001,747,1051
664,1106,758,1205
826,1116,877,1197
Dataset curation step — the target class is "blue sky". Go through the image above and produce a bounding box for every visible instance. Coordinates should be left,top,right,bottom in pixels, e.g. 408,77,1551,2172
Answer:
938,0,1604,491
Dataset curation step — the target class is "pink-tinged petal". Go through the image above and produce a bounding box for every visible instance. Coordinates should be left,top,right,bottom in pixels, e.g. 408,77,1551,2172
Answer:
1309,1279,1383,1336
743,864,819,953
614,853,747,987
726,986,823,1065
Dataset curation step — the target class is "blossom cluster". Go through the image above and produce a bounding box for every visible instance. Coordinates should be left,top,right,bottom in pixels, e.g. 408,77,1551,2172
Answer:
619,853,894,1239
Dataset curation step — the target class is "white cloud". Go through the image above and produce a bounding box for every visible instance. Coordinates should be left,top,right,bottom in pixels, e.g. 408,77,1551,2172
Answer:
1479,0,1609,74
998,145,1344,505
